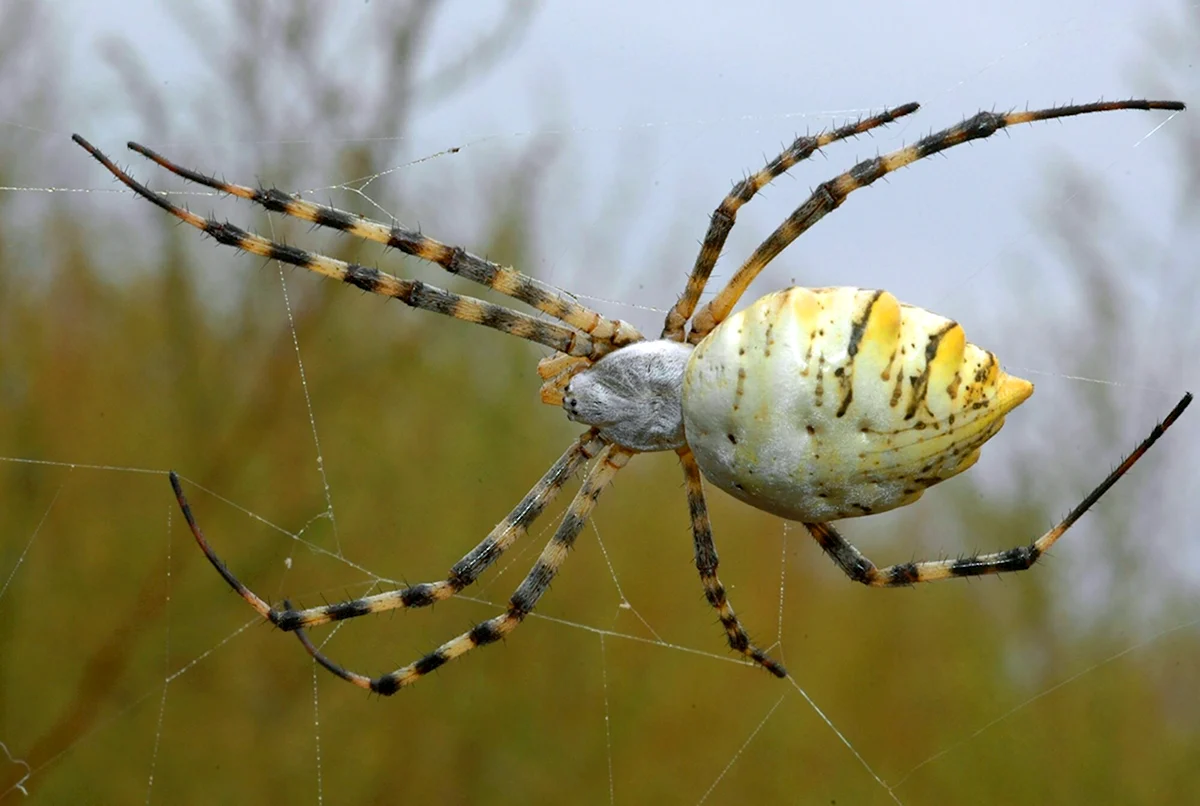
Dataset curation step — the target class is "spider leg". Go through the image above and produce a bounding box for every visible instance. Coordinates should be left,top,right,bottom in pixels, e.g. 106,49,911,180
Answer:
804,392,1191,586
687,98,1187,343
679,448,786,677
661,102,920,342
72,134,607,359
170,471,272,621
168,431,603,630
293,445,632,694
122,140,640,347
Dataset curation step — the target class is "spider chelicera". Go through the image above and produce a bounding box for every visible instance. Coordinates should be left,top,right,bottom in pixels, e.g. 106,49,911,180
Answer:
74,98,1189,694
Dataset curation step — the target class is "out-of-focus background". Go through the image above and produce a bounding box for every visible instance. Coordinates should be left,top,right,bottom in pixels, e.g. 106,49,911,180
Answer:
1,1,1197,803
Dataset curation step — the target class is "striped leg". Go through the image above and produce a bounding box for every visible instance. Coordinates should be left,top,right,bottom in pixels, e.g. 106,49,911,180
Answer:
679,449,786,677
805,393,1191,586
687,98,1187,342
169,432,603,633
72,135,612,359
122,140,640,347
661,102,919,342
294,445,632,694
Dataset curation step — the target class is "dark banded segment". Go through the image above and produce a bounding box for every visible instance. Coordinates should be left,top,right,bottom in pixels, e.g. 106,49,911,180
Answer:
662,103,920,341
846,288,884,360
313,599,372,624
904,320,959,421
295,445,631,694
72,134,604,358
120,139,640,346
836,288,886,418
680,449,786,678
688,98,1186,342
803,391,1191,586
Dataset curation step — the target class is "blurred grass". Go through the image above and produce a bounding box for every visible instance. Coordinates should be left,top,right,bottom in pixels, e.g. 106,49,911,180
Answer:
1,1,1198,804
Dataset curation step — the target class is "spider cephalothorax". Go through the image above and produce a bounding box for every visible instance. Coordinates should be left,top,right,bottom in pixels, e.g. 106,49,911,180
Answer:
562,340,693,451
75,98,1188,694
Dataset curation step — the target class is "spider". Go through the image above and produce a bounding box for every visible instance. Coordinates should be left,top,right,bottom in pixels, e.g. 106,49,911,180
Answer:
74,98,1190,695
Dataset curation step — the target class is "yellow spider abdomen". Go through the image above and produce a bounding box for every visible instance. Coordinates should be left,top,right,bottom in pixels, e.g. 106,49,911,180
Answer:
681,287,1032,522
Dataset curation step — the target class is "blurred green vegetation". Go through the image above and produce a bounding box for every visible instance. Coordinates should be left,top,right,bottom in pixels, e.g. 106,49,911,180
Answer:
1,2,1197,804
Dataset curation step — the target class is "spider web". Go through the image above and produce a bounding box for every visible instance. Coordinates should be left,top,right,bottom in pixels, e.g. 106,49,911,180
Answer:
2,1,1199,803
